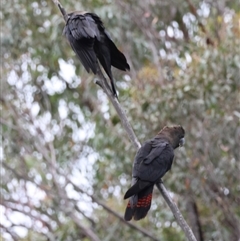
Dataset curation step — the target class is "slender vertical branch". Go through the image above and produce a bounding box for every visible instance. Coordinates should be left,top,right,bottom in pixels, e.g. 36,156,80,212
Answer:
52,0,68,22
156,183,197,241
96,65,141,150
54,2,197,241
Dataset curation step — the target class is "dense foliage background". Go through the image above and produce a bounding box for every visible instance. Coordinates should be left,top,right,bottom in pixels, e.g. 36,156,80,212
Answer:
1,0,239,240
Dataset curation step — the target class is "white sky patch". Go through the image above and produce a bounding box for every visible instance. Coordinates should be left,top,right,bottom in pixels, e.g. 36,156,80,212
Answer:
176,57,187,70
119,178,126,186
165,41,171,49
159,49,166,58
8,212,31,228
71,167,93,191
159,30,165,37
117,79,129,90
26,182,46,202
172,21,179,28
113,185,121,197
97,89,110,119
74,129,87,142
224,11,234,23
0,206,11,227
37,64,44,72
174,28,183,39
31,102,40,117
185,52,192,63
72,122,95,142
77,194,94,216
123,74,130,82
12,227,28,238
44,76,66,95
8,60,31,90
65,183,81,200
71,150,98,187
167,26,174,38
31,112,52,137
77,109,85,123
7,70,18,86
68,101,85,123
58,99,68,119
198,2,210,18
59,59,76,83
0,146,4,161
183,13,196,30
43,20,51,29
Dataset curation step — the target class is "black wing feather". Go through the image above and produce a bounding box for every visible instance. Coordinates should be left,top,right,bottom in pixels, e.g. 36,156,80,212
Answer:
103,30,130,71
133,139,174,183
64,12,130,97
64,14,99,74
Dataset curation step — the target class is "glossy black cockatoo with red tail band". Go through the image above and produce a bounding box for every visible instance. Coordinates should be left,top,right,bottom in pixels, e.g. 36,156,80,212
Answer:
124,125,185,221
63,11,130,97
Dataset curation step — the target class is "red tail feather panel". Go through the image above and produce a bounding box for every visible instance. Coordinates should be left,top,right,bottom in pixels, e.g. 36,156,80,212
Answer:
136,193,152,207
124,185,154,221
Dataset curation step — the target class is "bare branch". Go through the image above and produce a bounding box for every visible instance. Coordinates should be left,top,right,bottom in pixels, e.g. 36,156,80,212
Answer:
156,183,197,241
54,2,197,241
96,65,141,149
52,0,68,22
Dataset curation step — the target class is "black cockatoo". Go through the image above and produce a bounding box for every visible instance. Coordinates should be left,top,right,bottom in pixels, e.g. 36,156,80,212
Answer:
63,11,130,97
124,125,185,221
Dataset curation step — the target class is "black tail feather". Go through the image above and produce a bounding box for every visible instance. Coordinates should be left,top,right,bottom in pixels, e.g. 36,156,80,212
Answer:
124,182,139,200
124,200,135,221
95,43,118,97
106,37,130,71
124,180,150,199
